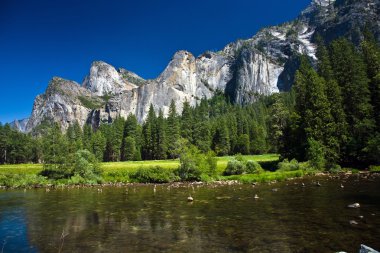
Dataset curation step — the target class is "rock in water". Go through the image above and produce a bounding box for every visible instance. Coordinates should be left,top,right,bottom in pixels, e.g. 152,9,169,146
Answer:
348,203,360,208
359,244,380,253
349,220,358,225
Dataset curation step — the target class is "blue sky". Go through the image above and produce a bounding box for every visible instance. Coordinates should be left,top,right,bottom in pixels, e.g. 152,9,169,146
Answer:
0,0,311,123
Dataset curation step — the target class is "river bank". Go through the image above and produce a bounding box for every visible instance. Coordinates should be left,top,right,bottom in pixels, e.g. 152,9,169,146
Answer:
0,169,378,190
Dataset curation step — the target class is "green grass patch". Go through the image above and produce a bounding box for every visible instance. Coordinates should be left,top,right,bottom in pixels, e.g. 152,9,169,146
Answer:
369,165,380,172
0,154,282,186
0,164,43,174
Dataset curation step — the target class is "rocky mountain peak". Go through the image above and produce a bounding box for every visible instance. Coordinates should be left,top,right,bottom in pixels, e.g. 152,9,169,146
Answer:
157,50,197,94
82,61,137,96
312,0,335,7
46,77,82,96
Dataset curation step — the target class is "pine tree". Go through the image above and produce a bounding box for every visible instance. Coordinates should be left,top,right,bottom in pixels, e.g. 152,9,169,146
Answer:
330,38,375,164
66,121,83,154
121,114,141,161
228,114,239,153
142,104,156,160
290,56,334,164
42,123,69,171
91,130,106,161
250,120,267,154
181,100,193,143
123,136,136,161
236,134,250,155
155,109,167,159
166,100,181,158
268,94,290,153
212,117,230,156
193,121,211,153
112,117,125,161
361,31,380,129
82,124,93,151
316,40,348,165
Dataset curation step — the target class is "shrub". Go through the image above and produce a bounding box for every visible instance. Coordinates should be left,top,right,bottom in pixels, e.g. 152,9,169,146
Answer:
307,138,326,170
40,149,102,183
277,159,300,171
245,160,264,174
176,142,217,181
0,173,49,188
71,150,102,182
224,159,246,175
131,166,178,183
224,157,264,176
328,164,343,173
369,165,380,172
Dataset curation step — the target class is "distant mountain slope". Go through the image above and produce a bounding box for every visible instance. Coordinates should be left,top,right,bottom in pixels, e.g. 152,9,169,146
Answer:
16,0,380,132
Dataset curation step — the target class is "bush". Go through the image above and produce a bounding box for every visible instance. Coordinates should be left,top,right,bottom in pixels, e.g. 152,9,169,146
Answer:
223,157,264,175
40,149,102,183
176,142,217,181
277,159,300,171
245,160,264,174
328,164,343,173
307,138,326,170
369,165,380,172
131,166,178,183
71,150,102,182
0,173,49,188
224,159,246,175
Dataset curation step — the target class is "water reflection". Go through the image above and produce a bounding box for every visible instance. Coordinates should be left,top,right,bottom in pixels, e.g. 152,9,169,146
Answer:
0,175,379,252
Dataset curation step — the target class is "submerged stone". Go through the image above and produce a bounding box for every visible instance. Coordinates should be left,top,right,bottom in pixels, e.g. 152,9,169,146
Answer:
360,244,380,253
348,203,360,208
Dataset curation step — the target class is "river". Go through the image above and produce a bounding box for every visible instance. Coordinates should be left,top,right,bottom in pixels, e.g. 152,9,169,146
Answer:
0,174,379,253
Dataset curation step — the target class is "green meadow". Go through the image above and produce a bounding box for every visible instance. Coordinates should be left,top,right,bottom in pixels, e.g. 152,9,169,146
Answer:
0,154,303,187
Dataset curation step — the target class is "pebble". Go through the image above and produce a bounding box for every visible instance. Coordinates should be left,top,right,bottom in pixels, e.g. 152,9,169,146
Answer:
349,220,359,225
347,203,360,208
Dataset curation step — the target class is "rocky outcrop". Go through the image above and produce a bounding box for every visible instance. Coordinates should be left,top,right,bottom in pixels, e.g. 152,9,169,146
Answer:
82,61,138,96
25,77,94,132
10,118,29,132
16,0,380,132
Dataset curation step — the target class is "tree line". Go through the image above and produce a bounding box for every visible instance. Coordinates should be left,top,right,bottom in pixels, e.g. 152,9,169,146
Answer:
0,92,277,164
280,32,380,168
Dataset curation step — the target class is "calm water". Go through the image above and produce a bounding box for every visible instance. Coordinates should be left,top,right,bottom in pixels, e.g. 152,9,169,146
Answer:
0,175,379,253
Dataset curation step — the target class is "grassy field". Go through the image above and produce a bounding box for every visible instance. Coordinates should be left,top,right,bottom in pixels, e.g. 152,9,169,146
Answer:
0,154,285,187
0,154,280,175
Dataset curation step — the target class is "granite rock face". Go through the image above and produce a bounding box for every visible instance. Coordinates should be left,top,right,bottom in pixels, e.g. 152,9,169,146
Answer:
17,0,380,132
25,77,94,132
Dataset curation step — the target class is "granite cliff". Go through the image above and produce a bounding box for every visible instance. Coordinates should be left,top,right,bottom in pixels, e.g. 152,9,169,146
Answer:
13,0,380,132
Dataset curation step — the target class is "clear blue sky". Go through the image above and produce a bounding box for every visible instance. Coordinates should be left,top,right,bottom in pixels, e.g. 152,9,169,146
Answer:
0,0,311,123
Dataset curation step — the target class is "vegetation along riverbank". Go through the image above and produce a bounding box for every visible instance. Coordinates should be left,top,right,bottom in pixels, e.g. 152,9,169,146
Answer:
0,152,378,189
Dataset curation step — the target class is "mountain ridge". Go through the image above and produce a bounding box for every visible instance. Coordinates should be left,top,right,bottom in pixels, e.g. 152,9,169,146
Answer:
12,0,380,132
